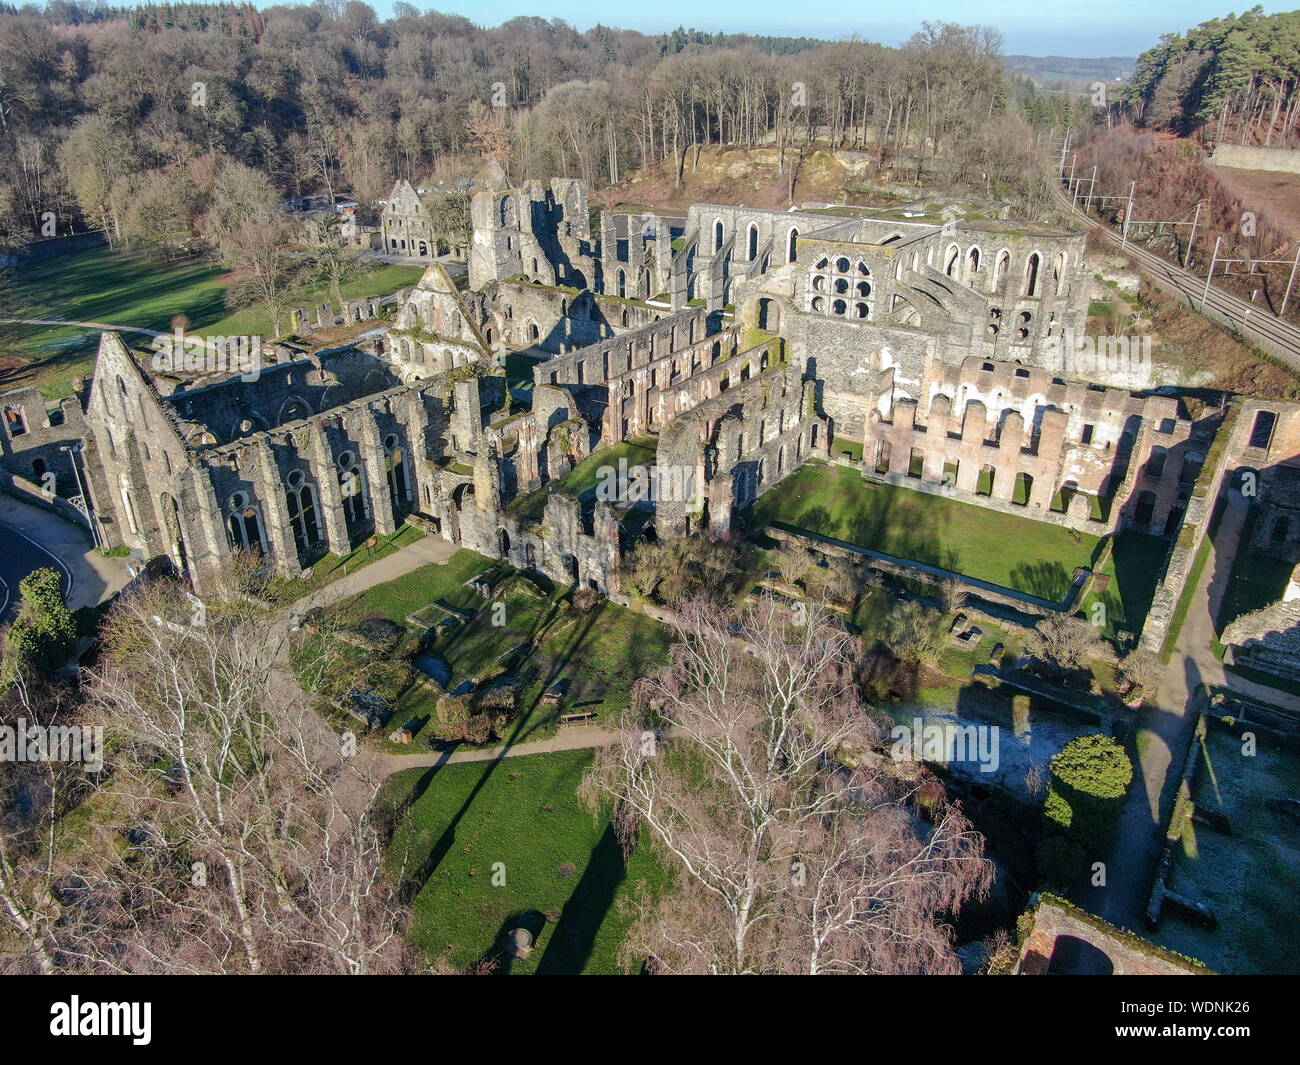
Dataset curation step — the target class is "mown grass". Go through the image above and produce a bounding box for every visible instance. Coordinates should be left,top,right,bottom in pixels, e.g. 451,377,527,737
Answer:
336,549,676,745
1,246,424,399
382,750,667,974
1079,529,1169,640
510,435,658,523
747,461,1100,600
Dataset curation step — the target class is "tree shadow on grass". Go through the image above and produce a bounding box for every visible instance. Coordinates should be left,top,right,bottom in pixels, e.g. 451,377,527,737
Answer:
1008,559,1076,603
535,822,627,974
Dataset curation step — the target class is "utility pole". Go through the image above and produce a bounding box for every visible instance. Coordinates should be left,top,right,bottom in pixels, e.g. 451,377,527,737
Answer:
1185,202,1201,268
1120,180,1135,250
1281,241,1300,317
1202,235,1222,309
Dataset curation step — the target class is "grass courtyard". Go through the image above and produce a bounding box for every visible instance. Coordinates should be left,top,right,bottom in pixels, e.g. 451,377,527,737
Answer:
747,461,1102,601
382,750,665,974
1079,529,1169,640
0,246,425,399
510,435,658,523
324,549,676,747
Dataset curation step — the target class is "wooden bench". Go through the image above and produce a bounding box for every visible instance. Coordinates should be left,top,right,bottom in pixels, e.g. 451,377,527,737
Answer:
558,711,597,727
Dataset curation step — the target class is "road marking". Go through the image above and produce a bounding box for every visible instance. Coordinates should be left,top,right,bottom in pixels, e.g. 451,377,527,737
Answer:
0,518,75,608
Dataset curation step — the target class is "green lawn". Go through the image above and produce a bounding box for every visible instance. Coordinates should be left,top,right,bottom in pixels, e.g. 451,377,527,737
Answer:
383,750,666,973
1,246,424,399
1080,529,1169,640
510,436,658,523
267,523,427,603
748,462,1101,600
338,549,677,745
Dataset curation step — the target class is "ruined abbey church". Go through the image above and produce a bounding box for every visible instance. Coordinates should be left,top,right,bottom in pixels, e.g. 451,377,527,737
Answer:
42,175,1296,660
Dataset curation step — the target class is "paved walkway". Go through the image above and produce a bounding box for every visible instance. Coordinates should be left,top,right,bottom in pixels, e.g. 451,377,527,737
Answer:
0,493,129,621
1074,490,1246,930
377,723,623,774
288,532,460,615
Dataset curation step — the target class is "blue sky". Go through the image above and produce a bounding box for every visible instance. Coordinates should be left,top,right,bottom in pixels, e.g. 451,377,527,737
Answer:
351,1,1295,56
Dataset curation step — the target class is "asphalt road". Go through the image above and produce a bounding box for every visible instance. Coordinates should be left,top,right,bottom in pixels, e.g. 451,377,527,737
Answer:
0,517,74,625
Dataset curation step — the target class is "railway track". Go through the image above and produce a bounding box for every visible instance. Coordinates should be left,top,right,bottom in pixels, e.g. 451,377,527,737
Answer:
1052,184,1300,373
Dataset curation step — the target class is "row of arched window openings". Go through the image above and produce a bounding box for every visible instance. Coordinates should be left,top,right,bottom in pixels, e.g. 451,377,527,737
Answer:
712,220,801,264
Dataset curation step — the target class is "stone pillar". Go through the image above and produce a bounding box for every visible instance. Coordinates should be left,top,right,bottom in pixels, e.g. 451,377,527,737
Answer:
307,422,350,556
888,401,917,476
994,411,1025,502
182,464,233,594
360,408,396,536
404,390,433,512
253,440,301,578
922,394,952,483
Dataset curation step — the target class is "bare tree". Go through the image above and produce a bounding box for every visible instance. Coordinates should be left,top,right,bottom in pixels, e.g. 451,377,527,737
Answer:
305,213,372,312
885,599,946,669
583,597,991,974
936,577,968,617
0,678,93,974
1118,648,1164,703
1028,613,1101,679
69,576,403,974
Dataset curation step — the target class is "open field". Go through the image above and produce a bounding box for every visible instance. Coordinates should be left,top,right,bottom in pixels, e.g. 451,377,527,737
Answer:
382,750,666,973
0,246,424,399
747,461,1102,600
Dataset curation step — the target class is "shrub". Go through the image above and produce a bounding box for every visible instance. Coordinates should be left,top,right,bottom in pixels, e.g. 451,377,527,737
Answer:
433,694,473,741
364,660,415,704
1,567,77,686
464,713,492,745
1039,734,1133,886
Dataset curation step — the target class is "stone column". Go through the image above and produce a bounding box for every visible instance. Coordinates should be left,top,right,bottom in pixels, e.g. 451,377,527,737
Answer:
253,439,300,578
360,408,396,536
307,421,350,556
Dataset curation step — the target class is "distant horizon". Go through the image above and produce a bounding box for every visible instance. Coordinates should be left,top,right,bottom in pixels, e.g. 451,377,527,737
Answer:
112,0,1300,57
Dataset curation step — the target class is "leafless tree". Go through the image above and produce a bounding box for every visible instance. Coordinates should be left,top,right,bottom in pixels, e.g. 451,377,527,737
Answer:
64,576,404,974
885,599,947,669
0,678,94,974
936,577,968,618
1028,612,1101,679
583,597,991,974
1118,648,1164,703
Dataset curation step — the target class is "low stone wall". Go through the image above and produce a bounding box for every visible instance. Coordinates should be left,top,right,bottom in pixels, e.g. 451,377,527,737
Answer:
0,230,108,267
1141,409,1238,653
1210,145,1300,174
0,471,92,529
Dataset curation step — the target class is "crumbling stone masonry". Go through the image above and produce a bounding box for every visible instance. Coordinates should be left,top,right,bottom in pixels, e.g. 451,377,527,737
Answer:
30,178,1284,646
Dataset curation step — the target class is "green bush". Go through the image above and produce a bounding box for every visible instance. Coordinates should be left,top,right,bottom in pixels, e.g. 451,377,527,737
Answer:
1039,734,1133,886
1,567,76,686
